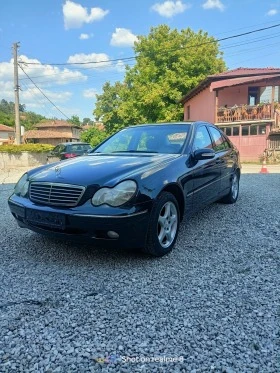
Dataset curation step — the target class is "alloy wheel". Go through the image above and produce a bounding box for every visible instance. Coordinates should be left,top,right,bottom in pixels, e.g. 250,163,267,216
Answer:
231,174,239,200
157,201,178,248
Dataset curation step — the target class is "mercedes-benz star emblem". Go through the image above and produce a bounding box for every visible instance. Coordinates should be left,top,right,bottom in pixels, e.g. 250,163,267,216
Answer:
55,166,61,176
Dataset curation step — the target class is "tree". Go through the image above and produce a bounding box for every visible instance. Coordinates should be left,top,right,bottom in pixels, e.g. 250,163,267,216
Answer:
0,98,46,129
94,25,226,129
82,117,93,126
19,104,26,112
94,82,128,133
21,111,46,130
68,115,81,126
80,126,108,147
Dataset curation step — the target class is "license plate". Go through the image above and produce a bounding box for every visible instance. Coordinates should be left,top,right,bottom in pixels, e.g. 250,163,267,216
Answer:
26,209,65,229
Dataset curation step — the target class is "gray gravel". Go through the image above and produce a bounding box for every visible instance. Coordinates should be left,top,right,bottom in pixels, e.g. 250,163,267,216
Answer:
0,174,279,372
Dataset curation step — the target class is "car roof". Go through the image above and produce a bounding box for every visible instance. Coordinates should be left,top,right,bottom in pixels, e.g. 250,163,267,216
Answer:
58,142,91,146
126,121,214,129
129,122,193,128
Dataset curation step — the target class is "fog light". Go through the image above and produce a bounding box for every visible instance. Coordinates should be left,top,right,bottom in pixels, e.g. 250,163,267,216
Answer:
107,231,119,239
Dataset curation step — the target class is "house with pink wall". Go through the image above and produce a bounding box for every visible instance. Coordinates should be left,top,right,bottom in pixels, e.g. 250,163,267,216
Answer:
180,68,280,162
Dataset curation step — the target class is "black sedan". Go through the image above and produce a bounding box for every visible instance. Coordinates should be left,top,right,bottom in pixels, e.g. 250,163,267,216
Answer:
8,122,240,256
47,142,92,160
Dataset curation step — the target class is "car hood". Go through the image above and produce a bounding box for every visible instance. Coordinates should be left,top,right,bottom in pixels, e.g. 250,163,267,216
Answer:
29,153,179,186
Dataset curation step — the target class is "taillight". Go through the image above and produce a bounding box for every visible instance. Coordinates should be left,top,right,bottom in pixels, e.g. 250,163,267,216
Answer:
65,153,77,158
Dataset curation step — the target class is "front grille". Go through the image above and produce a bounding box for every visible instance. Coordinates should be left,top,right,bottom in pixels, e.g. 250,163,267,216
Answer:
29,182,85,207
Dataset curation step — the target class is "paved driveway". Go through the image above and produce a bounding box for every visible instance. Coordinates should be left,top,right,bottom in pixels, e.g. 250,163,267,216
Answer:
0,169,279,372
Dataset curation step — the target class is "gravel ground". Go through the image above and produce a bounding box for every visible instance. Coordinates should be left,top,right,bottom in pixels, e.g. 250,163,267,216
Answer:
0,173,279,372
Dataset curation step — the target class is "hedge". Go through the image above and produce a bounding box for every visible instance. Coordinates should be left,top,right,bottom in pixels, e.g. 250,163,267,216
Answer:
0,144,54,153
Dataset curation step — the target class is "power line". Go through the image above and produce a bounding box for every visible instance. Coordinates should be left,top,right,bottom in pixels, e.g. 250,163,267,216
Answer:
225,41,280,58
18,30,280,85
20,56,135,67
20,80,55,118
18,30,280,88
18,64,71,120
20,30,280,79
230,48,280,67
19,23,280,67
18,62,135,85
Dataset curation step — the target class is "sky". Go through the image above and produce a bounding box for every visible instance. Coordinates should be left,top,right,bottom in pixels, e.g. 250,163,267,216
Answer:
1,0,280,121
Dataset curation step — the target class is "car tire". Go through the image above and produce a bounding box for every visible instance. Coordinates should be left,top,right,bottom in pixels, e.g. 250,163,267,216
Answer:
143,192,180,257
220,171,239,204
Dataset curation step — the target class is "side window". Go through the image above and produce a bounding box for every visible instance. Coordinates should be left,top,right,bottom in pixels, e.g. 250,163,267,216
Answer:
193,126,213,151
208,126,228,152
54,145,64,153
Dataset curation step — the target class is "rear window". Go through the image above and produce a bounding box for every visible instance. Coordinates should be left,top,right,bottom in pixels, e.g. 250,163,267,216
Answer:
67,144,91,152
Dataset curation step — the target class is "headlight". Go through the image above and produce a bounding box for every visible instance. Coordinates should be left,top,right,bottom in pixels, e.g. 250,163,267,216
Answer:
92,180,137,207
14,173,30,197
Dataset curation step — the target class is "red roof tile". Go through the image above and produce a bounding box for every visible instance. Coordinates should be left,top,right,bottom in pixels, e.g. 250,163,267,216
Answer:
180,67,280,104
24,130,76,139
210,67,280,78
35,120,79,128
211,74,280,90
0,124,15,132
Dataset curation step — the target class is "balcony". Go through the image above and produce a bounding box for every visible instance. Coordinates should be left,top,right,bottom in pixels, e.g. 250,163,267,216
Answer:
217,104,273,123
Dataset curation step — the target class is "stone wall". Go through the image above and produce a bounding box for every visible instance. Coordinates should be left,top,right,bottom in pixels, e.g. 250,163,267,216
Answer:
0,152,59,169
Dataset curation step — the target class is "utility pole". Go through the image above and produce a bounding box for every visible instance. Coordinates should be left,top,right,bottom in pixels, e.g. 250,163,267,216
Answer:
13,42,21,144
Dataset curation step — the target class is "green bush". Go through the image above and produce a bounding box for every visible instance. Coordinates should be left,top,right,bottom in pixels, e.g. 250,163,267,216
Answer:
0,144,54,153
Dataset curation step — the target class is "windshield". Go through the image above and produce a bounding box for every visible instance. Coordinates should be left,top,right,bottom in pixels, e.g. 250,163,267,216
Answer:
94,125,190,154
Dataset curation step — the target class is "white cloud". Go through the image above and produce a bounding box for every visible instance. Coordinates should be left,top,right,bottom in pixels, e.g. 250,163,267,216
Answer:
0,55,86,112
151,1,190,18
83,88,98,99
79,33,93,40
67,52,126,73
110,28,138,47
17,55,87,86
267,9,278,16
22,89,72,103
115,60,126,73
67,53,111,69
0,62,13,81
202,0,225,11
0,55,88,87
63,0,109,30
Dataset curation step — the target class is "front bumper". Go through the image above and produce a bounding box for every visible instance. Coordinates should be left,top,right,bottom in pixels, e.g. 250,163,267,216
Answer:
8,196,151,249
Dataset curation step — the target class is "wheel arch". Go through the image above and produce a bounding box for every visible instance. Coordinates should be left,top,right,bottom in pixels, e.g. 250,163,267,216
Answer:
161,183,185,221
236,167,241,179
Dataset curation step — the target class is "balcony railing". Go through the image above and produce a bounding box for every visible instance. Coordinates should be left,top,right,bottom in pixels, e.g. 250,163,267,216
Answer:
217,104,272,123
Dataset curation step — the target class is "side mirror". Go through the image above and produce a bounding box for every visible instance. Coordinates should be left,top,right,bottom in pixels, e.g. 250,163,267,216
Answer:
193,148,215,160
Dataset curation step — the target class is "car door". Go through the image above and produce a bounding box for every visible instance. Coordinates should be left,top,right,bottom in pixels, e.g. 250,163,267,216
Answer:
190,124,221,210
207,126,234,195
